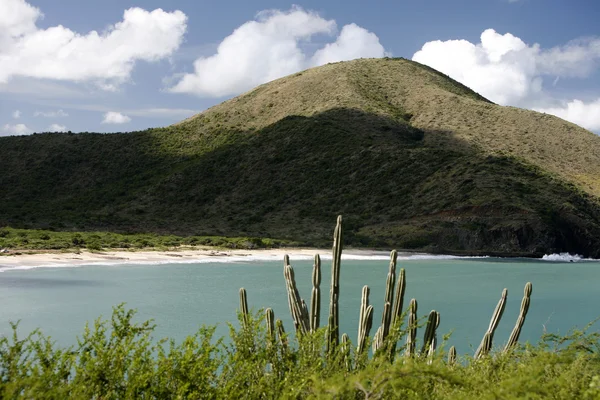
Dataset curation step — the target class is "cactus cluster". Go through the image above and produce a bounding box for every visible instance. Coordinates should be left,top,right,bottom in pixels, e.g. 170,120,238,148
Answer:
238,215,534,366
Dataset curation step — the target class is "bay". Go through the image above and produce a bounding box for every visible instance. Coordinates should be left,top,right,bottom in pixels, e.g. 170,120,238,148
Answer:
0,255,599,355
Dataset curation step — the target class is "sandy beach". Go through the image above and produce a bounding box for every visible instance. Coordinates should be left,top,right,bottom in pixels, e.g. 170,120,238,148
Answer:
0,248,394,269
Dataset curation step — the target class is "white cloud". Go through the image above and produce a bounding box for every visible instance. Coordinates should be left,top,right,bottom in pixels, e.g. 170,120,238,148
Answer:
169,7,386,97
1,123,32,136
34,109,68,118
535,99,600,132
311,23,388,66
412,29,600,131
0,0,187,89
12,110,20,119
102,111,131,124
47,123,66,132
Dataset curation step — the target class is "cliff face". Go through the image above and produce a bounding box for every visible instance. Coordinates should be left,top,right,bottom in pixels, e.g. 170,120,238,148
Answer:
2,58,600,256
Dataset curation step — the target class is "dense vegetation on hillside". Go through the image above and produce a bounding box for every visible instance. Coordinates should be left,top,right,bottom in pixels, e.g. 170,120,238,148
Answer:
2,58,600,256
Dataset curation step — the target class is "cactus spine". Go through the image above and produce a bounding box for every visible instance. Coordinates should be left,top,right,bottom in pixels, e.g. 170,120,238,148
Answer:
239,288,249,328
310,254,321,332
328,215,343,350
504,282,532,352
475,288,508,359
405,298,418,357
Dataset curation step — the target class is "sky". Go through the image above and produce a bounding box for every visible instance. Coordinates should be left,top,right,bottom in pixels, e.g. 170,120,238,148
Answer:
1,0,599,136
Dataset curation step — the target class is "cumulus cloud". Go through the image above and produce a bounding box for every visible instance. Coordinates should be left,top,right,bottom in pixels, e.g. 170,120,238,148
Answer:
34,109,68,118
47,123,67,132
0,0,187,89
311,23,387,66
169,7,386,97
12,110,20,119
412,29,600,131
535,99,600,132
102,112,131,124
2,123,32,136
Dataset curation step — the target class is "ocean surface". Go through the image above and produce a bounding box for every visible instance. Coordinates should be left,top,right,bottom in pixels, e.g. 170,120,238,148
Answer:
0,252,599,355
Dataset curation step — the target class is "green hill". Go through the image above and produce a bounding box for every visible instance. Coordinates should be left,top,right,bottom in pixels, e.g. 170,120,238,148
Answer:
3,58,600,256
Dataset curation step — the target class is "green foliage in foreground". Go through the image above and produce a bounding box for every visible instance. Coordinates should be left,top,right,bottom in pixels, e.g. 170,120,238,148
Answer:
1,305,599,399
0,227,297,252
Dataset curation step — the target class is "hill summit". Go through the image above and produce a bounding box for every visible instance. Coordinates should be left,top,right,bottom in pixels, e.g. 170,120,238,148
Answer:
3,58,600,256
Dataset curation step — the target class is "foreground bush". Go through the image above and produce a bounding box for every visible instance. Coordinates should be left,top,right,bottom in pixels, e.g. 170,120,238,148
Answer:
0,305,599,399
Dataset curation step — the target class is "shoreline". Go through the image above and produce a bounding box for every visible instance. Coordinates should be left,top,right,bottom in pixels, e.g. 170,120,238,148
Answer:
0,248,588,270
0,248,398,270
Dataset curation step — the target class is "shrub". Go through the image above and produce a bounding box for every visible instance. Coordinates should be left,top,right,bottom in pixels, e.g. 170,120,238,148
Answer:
0,306,599,399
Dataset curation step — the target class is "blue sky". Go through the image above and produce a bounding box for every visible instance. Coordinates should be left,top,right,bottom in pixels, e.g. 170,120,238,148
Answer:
1,0,599,135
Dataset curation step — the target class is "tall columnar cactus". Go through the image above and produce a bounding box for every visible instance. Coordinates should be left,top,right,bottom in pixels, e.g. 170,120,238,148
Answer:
239,288,249,328
372,326,383,353
380,250,397,341
357,285,374,355
405,298,418,357
310,254,321,332
266,308,275,345
448,346,457,366
341,333,351,371
421,310,440,357
389,267,406,358
283,263,310,334
328,215,343,350
391,267,406,327
276,319,287,350
475,288,508,359
504,282,533,352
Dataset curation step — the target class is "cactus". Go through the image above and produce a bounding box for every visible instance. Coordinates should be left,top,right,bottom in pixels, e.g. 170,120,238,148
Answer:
504,282,533,352
341,333,351,371
421,310,440,357
391,267,406,327
448,346,457,366
310,254,321,332
389,267,406,359
239,288,249,328
283,263,310,334
328,215,343,350
372,326,383,353
380,250,397,341
405,298,418,357
276,319,288,350
266,308,275,345
357,285,374,355
475,288,508,359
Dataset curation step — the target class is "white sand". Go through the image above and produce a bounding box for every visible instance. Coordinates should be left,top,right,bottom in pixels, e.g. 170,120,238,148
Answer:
0,248,394,269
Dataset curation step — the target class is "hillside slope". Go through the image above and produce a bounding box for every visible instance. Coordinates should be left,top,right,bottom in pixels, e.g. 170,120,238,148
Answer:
3,58,600,256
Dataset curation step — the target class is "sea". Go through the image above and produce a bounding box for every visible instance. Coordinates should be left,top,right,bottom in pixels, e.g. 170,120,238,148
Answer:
0,252,598,355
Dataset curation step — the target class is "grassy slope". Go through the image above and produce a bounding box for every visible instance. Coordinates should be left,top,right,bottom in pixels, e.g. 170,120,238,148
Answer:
2,58,600,256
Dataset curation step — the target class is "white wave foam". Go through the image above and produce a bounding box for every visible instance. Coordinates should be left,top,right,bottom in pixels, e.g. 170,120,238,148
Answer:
541,253,585,262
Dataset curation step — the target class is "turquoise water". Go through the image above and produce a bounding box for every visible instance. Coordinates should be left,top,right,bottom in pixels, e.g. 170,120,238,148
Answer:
0,255,599,355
